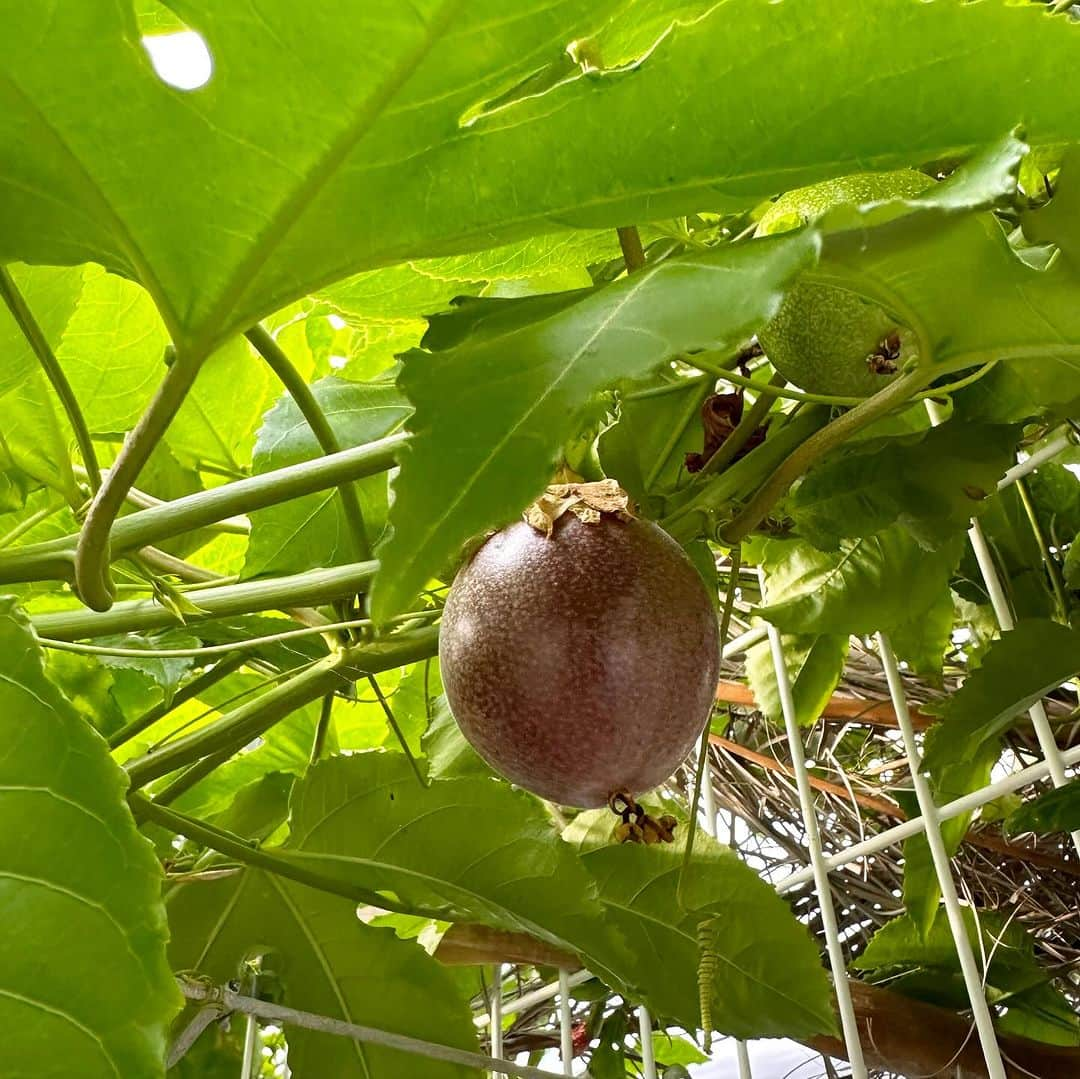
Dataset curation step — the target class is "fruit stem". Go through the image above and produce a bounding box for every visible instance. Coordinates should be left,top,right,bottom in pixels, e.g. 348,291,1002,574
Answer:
719,366,929,544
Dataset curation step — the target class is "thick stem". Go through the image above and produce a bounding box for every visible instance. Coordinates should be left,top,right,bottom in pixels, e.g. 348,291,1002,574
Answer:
0,266,101,490
246,324,371,560
108,651,249,750
617,226,646,273
124,625,440,788
134,794,438,918
719,366,929,544
33,560,378,641
75,349,205,610
0,432,407,587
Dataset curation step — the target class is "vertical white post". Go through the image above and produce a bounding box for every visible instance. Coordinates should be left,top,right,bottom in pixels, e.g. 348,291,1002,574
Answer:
877,633,1008,1079
697,715,752,1078
759,569,867,1079
241,1014,260,1079
637,1004,657,1079
558,969,573,1076
490,964,504,1079
926,401,1080,858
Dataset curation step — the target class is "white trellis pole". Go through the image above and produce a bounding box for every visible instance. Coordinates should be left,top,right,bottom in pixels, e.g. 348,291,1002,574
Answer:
759,569,868,1079
637,1004,657,1079
558,968,574,1076
491,964,504,1079
700,620,753,1079
928,406,1080,858
877,632,1008,1079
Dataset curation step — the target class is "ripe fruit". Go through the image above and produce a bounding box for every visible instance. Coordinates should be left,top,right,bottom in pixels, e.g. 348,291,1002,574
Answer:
440,483,719,808
756,169,934,397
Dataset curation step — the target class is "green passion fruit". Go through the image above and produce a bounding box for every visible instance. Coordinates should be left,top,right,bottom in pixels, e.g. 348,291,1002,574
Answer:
756,169,934,397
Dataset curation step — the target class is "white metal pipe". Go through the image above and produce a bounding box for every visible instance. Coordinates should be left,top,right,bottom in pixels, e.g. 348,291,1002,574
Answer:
760,570,868,1079
638,1006,657,1079
700,644,752,1079
722,624,768,659
558,970,573,1076
491,964,504,1079
778,741,1080,894
474,970,593,1028
996,431,1073,491
877,633,1007,1079
967,517,1080,856
241,1013,260,1079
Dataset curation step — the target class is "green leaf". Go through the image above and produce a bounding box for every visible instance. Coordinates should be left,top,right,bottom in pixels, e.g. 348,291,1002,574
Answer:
0,264,84,399
243,375,411,578
745,631,849,728
164,336,279,473
373,231,818,621
564,821,837,1039
598,376,712,514
854,909,1079,1045
921,620,1080,778
0,599,179,1075
54,266,170,433
422,694,492,780
1006,780,1080,838
789,421,1018,551
166,869,479,1078
650,1031,707,1067
757,526,963,637
281,753,633,991
6,2,1080,350
887,586,955,682
93,630,200,704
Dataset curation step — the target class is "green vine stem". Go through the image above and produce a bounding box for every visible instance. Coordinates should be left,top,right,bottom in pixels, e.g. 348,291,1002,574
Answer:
0,431,407,587
75,348,205,610
701,372,786,477
366,673,427,787
246,324,371,560
150,746,238,807
0,266,102,490
131,793,443,918
33,561,378,641
125,624,440,788
719,366,930,544
107,651,249,750
1014,475,1071,620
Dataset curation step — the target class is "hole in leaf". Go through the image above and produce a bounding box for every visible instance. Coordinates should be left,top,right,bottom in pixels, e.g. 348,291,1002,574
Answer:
136,3,213,90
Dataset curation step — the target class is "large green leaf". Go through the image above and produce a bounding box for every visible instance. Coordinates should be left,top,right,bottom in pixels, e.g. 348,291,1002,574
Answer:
921,620,1080,777
281,753,633,988
757,526,963,637
243,375,411,578
166,869,479,1078
0,599,179,1075
564,816,837,1039
789,421,1018,551
373,230,818,620
5,2,1080,351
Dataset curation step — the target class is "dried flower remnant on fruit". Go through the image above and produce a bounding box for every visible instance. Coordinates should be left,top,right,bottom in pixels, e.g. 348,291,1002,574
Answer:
610,789,678,845
685,392,767,473
523,478,634,535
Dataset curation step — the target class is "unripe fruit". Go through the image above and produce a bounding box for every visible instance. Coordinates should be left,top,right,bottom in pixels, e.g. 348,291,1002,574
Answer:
756,169,934,397
440,493,719,808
